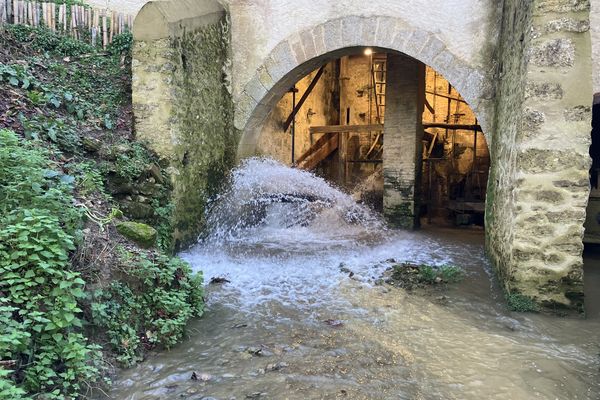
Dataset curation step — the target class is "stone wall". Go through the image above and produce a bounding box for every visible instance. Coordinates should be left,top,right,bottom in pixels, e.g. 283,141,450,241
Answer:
591,0,600,98
132,1,237,249
234,6,502,156
487,0,592,311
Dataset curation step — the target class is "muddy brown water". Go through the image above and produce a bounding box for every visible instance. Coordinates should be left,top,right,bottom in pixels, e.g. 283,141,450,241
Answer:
101,160,600,400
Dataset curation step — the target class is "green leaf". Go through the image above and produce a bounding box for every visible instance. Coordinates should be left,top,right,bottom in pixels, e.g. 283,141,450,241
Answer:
60,174,75,185
50,97,61,108
9,77,19,86
63,313,75,323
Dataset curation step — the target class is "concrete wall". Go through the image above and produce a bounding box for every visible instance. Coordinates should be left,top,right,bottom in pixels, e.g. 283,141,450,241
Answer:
487,0,592,311
132,0,237,249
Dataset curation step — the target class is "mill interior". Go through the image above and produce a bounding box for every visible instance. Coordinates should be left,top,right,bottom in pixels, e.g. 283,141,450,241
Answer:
257,50,490,228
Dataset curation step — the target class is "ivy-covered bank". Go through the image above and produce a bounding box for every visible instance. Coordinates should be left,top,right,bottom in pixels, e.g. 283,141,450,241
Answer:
0,26,204,399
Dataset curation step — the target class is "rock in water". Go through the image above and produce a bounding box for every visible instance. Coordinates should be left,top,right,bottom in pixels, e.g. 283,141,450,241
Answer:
116,221,157,248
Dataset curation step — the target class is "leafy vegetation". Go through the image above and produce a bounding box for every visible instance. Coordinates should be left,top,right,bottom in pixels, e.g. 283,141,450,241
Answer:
391,263,464,285
114,142,154,181
6,24,94,57
0,23,203,399
0,129,100,399
506,292,539,313
91,252,204,367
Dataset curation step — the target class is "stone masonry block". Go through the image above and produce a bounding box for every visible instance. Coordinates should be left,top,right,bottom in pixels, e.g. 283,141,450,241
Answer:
524,81,564,100
361,18,377,45
529,38,575,68
300,30,317,60
418,36,446,66
289,36,307,65
264,41,297,84
564,105,591,122
517,148,589,174
312,25,327,57
257,65,274,91
341,15,364,47
323,19,343,52
534,0,590,15
234,91,257,130
374,17,398,49
402,30,431,59
245,74,268,103
389,28,413,56
531,18,589,39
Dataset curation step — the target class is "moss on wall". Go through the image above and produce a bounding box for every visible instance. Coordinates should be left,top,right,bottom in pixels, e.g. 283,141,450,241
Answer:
169,18,238,249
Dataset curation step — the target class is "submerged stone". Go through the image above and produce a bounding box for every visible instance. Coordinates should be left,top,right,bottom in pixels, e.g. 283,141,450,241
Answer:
116,221,157,248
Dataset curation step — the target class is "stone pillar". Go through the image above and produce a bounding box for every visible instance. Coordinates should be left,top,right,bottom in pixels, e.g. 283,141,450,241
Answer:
487,0,592,312
133,0,237,249
383,53,425,229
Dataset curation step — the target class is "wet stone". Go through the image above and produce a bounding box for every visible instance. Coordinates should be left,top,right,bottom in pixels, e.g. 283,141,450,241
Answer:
82,137,102,152
116,221,157,248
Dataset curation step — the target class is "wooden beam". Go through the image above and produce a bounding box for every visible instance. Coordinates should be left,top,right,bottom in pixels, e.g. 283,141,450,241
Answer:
310,124,384,134
423,122,483,131
283,65,326,132
424,98,435,114
308,122,482,135
426,90,468,104
298,134,339,170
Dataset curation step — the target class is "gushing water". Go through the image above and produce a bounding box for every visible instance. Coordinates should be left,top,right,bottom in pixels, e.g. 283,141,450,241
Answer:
106,158,600,400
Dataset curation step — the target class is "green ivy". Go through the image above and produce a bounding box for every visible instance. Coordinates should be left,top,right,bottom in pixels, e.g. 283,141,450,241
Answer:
91,253,204,367
65,161,107,197
114,143,154,182
506,292,539,313
6,25,94,56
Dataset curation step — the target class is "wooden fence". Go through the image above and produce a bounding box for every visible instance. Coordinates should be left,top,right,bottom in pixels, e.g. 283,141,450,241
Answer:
0,0,133,48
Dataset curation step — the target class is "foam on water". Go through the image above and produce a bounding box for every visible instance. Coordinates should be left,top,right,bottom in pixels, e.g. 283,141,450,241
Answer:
181,158,471,313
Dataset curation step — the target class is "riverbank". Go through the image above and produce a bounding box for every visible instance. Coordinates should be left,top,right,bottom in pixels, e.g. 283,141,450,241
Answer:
0,25,204,398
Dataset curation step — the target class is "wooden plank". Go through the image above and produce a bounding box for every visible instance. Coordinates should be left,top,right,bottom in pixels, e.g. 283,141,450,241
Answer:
299,134,339,170
296,132,335,164
283,65,326,132
102,10,107,49
310,124,384,134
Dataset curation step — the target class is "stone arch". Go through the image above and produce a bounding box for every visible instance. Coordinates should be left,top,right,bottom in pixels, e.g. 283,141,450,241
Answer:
234,16,495,157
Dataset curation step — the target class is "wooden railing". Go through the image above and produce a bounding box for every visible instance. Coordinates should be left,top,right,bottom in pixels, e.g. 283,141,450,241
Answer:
0,0,133,48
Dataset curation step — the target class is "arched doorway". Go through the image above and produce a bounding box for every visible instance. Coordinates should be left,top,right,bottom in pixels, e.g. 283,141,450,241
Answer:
237,46,490,230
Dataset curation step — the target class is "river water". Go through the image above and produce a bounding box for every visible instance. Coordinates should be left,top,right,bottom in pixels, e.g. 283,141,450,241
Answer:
106,158,600,400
